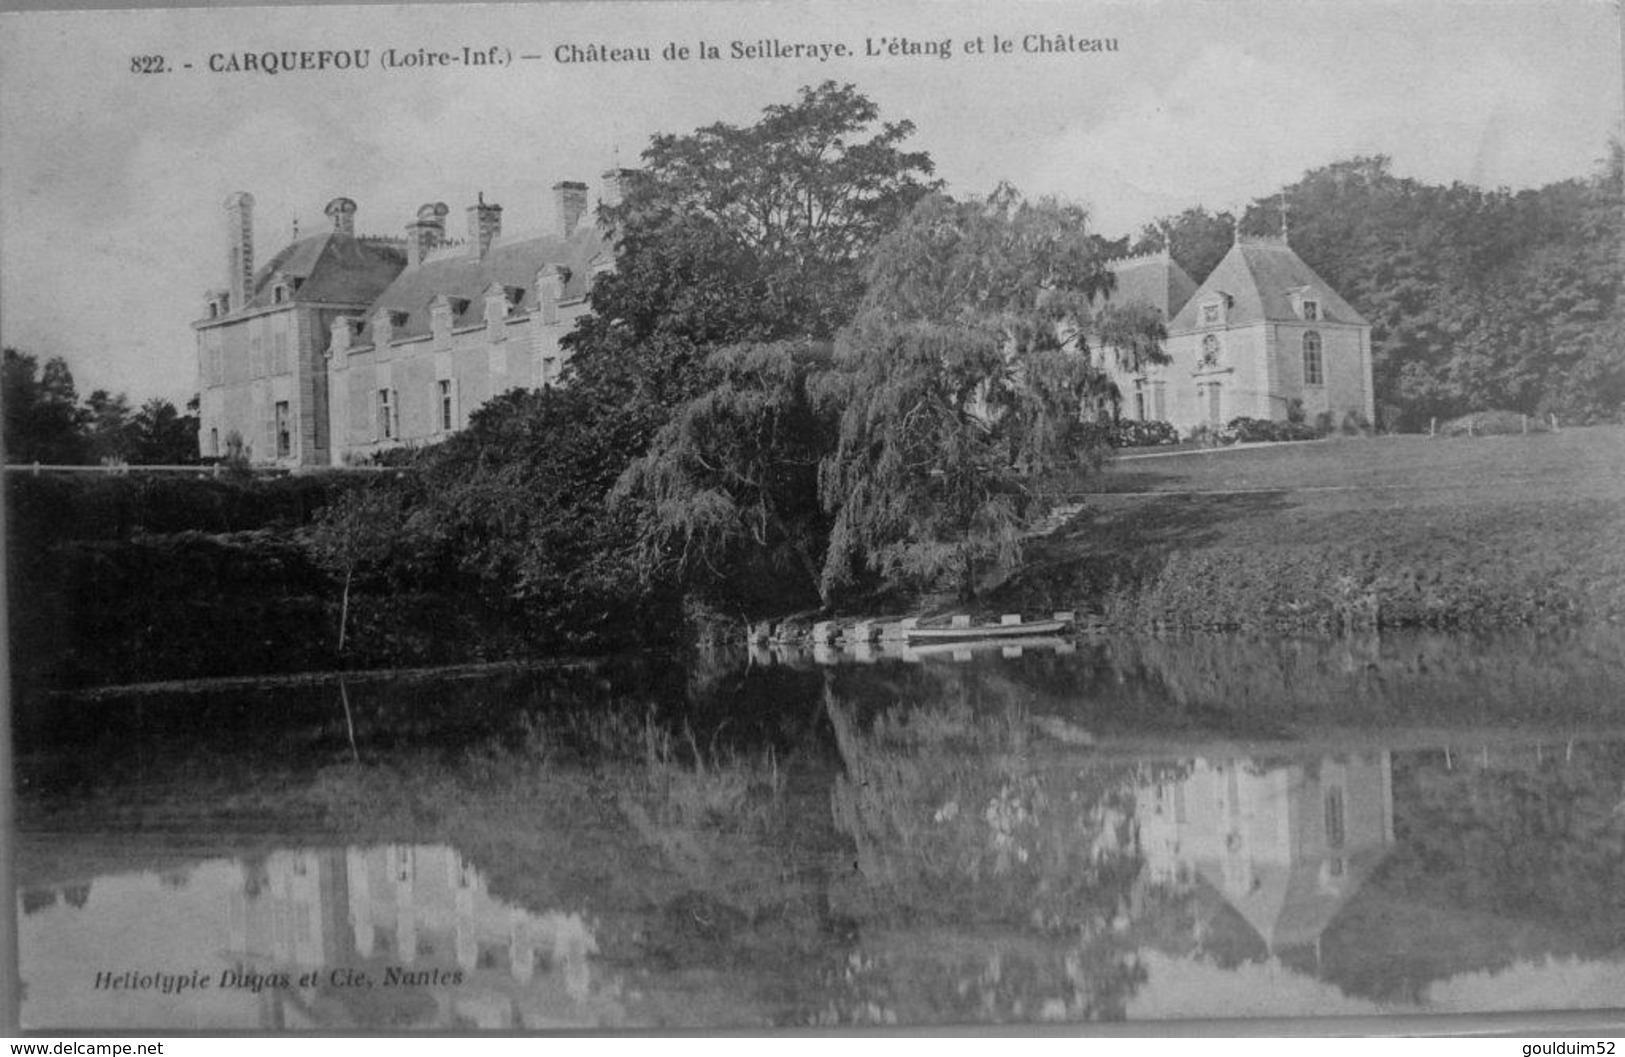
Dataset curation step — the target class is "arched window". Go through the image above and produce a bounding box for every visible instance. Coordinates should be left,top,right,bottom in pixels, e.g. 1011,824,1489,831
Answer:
1303,331,1324,385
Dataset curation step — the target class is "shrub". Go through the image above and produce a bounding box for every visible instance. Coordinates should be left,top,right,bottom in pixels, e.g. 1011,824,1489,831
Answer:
1078,419,1179,449
1111,419,1178,448
1225,417,1324,444
1340,410,1373,436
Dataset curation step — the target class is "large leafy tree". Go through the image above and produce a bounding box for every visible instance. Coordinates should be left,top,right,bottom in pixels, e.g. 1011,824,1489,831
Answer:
1128,205,1235,283
3,348,88,464
128,396,201,465
816,188,1134,602
575,80,941,370
571,83,939,619
84,388,133,463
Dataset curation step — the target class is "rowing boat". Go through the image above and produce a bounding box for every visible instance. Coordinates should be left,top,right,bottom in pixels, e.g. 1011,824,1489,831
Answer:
904,618,1069,643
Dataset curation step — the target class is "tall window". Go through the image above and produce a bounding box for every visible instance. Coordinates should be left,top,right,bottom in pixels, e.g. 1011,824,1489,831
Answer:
209,428,219,457
1303,331,1324,385
438,379,455,432
274,401,291,457
1324,787,1345,850
377,388,398,440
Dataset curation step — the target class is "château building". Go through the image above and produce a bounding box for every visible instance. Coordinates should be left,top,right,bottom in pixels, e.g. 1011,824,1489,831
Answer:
1096,235,1375,434
192,194,409,466
195,176,621,466
196,179,1374,463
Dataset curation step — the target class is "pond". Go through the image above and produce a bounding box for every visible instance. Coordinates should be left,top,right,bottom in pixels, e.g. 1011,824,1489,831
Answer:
16,626,1625,1030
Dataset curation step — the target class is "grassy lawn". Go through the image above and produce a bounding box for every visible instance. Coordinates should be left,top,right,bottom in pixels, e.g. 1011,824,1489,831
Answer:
994,426,1625,630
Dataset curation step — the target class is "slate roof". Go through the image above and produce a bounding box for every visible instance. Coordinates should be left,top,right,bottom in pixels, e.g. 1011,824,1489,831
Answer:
241,233,408,311
357,224,607,345
1168,237,1369,333
1197,846,1389,955
1101,252,1198,320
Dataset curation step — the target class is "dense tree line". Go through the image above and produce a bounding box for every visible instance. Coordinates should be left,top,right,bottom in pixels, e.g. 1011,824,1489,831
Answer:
3,348,200,465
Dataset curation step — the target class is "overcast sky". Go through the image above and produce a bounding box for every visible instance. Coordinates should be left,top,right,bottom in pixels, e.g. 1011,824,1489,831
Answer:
1,0,1620,404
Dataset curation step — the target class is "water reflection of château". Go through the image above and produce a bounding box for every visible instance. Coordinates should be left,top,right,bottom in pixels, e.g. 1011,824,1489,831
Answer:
225,845,617,1030
1135,753,1394,968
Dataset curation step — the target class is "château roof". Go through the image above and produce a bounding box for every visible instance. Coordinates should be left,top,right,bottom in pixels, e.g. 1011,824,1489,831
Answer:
356,223,607,344
244,233,408,310
1101,251,1198,320
1168,236,1369,333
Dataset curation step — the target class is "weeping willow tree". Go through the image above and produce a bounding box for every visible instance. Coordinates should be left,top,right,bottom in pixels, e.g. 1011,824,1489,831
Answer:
815,187,1161,602
611,339,835,610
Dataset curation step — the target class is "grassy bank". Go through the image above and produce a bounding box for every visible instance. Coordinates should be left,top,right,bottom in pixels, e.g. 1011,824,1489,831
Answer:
994,426,1625,631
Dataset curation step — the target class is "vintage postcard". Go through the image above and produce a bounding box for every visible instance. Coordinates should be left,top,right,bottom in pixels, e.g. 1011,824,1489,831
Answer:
4,0,1624,1034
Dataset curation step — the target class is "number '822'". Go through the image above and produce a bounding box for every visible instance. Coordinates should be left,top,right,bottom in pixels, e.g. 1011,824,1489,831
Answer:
130,55,167,73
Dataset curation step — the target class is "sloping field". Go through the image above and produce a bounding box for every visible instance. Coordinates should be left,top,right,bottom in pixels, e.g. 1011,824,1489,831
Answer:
997,427,1625,630
1096,428,1625,499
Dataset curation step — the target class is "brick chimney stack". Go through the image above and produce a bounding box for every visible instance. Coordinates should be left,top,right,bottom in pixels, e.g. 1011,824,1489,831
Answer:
466,193,502,258
406,201,449,265
324,196,358,236
223,192,255,313
553,181,589,237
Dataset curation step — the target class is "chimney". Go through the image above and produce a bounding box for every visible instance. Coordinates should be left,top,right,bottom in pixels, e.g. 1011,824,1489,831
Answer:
323,197,357,237
223,192,255,313
406,201,449,265
466,193,502,258
599,168,635,210
553,180,589,237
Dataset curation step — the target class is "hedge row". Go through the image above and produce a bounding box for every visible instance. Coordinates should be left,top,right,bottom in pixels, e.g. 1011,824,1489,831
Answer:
6,472,376,543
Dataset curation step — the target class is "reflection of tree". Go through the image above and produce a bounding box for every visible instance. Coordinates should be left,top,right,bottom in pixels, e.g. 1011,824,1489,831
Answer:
824,690,1153,1022
61,884,90,909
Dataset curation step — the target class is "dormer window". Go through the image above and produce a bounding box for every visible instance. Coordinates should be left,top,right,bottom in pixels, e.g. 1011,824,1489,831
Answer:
272,284,288,304
1302,298,1319,321
207,301,219,319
